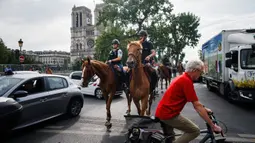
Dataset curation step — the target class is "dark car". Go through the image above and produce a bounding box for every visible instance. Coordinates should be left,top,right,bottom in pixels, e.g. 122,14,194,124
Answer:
0,73,84,130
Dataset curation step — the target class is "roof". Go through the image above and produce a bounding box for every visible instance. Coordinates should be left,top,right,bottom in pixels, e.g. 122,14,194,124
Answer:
3,72,68,79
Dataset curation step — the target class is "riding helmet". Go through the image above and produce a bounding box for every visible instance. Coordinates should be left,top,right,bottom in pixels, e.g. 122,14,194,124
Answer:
112,39,120,45
138,30,148,37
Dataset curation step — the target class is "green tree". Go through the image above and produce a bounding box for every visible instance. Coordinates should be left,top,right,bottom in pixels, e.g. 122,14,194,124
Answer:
198,49,203,61
169,12,201,65
96,0,173,61
97,0,173,32
72,58,83,71
94,26,135,63
179,52,185,63
96,0,200,64
0,38,9,64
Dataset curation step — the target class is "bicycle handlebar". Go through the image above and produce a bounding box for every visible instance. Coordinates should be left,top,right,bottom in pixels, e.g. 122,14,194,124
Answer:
207,112,225,137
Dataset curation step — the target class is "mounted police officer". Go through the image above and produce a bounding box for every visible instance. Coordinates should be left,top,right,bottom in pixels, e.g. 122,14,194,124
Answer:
138,30,158,96
139,30,156,64
106,39,125,85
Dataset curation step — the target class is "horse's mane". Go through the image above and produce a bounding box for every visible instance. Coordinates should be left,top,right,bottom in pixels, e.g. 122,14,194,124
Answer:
82,59,109,75
127,41,143,50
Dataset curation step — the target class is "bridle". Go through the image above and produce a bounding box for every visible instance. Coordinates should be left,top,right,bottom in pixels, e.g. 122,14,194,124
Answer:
127,44,142,67
128,52,139,64
82,64,95,86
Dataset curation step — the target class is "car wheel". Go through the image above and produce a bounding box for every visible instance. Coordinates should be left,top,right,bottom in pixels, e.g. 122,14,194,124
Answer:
67,98,83,117
95,88,103,99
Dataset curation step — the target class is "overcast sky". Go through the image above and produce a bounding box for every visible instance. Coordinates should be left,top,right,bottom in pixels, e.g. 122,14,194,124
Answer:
1,0,255,61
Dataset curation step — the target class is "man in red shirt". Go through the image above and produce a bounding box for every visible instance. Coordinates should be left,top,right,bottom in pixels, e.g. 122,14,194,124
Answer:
155,60,221,143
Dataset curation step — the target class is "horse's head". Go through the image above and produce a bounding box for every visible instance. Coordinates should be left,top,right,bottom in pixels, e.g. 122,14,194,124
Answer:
81,58,95,87
126,40,143,69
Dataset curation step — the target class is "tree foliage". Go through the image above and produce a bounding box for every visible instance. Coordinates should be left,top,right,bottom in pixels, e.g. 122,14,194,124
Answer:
98,0,173,32
94,26,136,63
95,0,201,64
72,58,83,71
169,12,201,65
198,49,203,61
0,38,39,64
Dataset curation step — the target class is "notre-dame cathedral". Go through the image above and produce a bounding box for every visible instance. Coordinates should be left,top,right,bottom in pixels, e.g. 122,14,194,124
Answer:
70,4,105,64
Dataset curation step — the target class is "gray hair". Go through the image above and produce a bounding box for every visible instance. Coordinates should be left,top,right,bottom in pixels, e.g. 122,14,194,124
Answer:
185,60,204,72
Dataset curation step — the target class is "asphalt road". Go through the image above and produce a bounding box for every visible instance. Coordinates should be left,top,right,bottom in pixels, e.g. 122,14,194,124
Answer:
3,83,255,143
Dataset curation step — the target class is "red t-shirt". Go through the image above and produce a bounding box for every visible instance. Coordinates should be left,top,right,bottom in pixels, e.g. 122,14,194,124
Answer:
155,72,198,120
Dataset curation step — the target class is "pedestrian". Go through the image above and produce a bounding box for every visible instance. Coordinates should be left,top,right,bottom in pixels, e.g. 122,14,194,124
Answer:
46,66,53,74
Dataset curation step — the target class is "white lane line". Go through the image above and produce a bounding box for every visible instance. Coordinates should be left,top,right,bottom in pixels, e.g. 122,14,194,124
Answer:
196,136,255,143
238,134,255,138
37,129,121,136
37,129,255,142
44,126,65,129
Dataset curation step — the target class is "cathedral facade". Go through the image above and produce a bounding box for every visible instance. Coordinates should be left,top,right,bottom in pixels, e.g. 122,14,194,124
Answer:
70,5,95,64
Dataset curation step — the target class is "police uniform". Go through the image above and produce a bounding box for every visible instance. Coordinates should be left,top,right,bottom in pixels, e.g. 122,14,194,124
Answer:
138,30,154,64
107,48,124,72
141,40,154,64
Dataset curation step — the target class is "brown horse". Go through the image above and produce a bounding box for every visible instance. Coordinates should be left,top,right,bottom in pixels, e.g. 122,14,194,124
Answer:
158,64,172,89
81,58,130,130
126,40,154,116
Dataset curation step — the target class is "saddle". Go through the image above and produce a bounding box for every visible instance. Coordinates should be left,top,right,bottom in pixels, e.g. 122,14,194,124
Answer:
128,65,158,94
109,64,128,90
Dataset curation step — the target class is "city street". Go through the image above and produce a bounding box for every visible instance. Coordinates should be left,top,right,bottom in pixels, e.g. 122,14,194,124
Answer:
3,83,255,143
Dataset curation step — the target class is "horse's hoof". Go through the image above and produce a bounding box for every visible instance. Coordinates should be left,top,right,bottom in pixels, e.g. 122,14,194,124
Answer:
105,121,110,126
106,123,112,130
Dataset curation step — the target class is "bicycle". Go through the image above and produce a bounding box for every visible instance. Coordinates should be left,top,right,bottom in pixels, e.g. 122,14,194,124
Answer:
124,112,227,143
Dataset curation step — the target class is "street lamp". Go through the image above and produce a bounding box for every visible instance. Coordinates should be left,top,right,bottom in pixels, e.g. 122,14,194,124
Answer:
18,39,24,70
18,39,23,55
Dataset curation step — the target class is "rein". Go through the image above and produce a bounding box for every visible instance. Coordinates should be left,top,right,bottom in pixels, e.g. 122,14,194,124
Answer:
128,52,144,68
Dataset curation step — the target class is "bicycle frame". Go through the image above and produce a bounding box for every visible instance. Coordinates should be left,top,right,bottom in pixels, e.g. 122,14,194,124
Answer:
199,123,217,143
124,113,225,143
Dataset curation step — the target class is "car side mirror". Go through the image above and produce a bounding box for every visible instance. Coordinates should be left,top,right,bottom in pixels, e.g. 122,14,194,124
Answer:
13,90,28,98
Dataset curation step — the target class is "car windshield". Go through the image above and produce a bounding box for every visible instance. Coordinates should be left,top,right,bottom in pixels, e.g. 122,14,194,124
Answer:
241,49,255,69
0,76,23,96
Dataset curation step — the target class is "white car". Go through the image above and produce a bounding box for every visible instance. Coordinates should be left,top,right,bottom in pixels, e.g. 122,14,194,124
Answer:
69,71,123,99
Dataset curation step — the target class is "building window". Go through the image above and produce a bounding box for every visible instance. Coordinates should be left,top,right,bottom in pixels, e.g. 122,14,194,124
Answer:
80,12,82,26
87,18,91,24
76,13,79,27
76,43,79,50
80,43,82,49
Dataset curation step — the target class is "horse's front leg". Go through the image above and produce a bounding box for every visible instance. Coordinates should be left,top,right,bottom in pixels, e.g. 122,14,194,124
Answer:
146,92,153,116
141,93,149,116
133,97,141,115
161,78,163,89
165,78,168,89
105,91,114,130
125,90,132,115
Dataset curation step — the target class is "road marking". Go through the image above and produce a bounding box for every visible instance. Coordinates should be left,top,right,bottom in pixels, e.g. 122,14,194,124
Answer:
41,117,255,143
37,128,255,142
37,129,121,136
238,134,255,138
44,126,65,129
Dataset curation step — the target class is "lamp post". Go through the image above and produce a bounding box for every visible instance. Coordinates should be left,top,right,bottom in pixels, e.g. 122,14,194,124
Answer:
18,39,23,70
18,39,23,55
